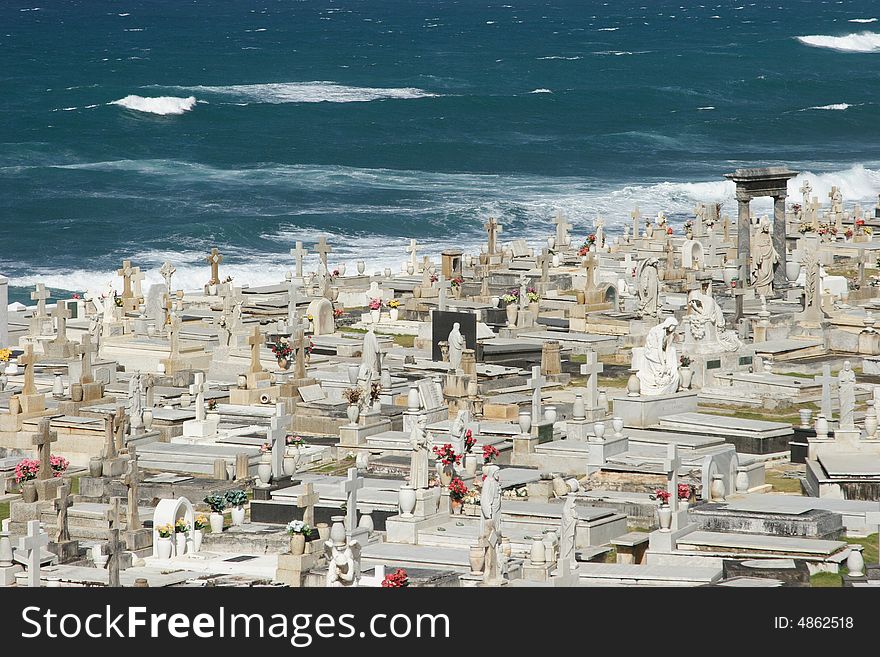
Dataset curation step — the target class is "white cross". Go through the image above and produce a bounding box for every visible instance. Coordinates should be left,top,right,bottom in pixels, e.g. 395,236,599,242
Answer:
315,236,332,273
296,483,320,528
268,402,292,480
406,239,419,271
664,443,681,520
130,267,145,300
579,351,604,409
340,467,364,540
553,211,572,247
189,372,207,422
159,261,176,293
290,241,307,278
17,520,49,587
31,283,50,317
529,365,546,427
436,275,451,312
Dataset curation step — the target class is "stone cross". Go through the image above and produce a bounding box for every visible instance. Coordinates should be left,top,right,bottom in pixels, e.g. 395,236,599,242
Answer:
189,371,207,422
113,404,128,451
20,342,38,395
105,498,122,588
290,241,307,278
248,324,262,374
340,467,364,540
17,520,49,587
296,483,319,528
485,217,502,255
123,446,140,531
664,443,681,521
32,418,57,481
529,365,546,427
582,252,598,289
631,207,641,241
553,211,572,248
315,236,333,274
169,313,182,356
54,482,73,543
102,411,117,461
130,267,145,301
206,247,223,285
50,302,71,343
31,283,50,317
406,239,419,272
539,247,551,282
76,332,96,386
117,260,134,299
436,275,451,312
814,363,834,420
579,351,604,410
268,402,292,481
159,261,176,293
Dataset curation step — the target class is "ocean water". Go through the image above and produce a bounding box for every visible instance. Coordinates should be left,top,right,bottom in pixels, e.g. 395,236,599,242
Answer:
3,0,880,302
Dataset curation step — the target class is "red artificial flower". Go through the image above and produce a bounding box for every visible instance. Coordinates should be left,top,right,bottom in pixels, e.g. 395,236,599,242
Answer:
448,476,468,501
655,489,671,504
381,568,409,588
432,443,461,467
482,444,500,463
464,429,476,453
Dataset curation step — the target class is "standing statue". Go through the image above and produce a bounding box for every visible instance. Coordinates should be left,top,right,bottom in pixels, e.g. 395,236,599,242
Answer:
129,372,143,431
636,258,660,318
447,322,465,371
838,361,856,430
409,415,429,489
751,216,779,297
357,327,382,410
479,464,503,584
449,409,470,455
559,496,577,569
636,317,680,395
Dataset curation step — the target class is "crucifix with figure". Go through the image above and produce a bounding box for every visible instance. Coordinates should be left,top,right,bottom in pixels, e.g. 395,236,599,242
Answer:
54,482,73,543
20,342,38,396
123,445,141,531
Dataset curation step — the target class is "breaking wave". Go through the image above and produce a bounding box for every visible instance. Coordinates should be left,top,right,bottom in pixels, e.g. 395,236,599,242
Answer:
111,95,197,115
796,32,880,53
157,82,438,104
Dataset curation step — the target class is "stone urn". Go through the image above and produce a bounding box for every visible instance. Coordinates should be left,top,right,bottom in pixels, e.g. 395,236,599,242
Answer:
798,408,813,429
407,385,420,411
257,452,272,485
710,474,726,501
357,260,366,275
464,453,478,477
348,364,360,384
658,504,672,532
572,393,586,421
283,445,301,476
785,260,801,283
847,545,865,577
518,411,532,435
52,372,64,398
370,309,381,324
505,303,519,326
679,366,693,390
398,486,417,518
437,461,454,487
316,522,331,542
626,371,641,397
358,510,374,533
406,263,415,275
735,471,750,493
612,416,624,437
191,529,203,553
547,236,556,250
815,414,829,439
89,456,103,477
346,404,360,425
544,406,558,425
329,516,346,545
469,545,485,575
71,383,84,402
593,421,606,440
142,408,154,430
389,307,399,322
529,538,546,565
384,267,392,278
289,533,306,556
722,263,737,285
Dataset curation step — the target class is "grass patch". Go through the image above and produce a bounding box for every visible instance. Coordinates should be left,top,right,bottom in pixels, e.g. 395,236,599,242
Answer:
764,470,803,494
393,334,415,348
69,474,81,495
0,501,9,524
810,572,842,588
845,533,878,565
809,534,877,587
338,326,367,335
597,376,629,389
701,406,803,425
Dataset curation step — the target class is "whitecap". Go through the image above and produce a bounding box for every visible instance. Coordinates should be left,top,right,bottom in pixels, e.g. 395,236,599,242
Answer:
849,18,878,24
803,103,851,111
697,106,715,110
158,82,438,104
110,95,197,115
597,27,619,31
796,32,880,53
529,88,552,94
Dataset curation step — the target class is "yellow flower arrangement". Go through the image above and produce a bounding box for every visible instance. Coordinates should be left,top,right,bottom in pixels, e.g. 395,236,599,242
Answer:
0,348,11,363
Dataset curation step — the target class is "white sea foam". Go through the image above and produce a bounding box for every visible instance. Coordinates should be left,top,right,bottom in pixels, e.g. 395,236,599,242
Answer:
536,55,582,60
803,103,851,111
597,27,619,31
796,32,880,53
110,95,197,115
849,18,878,24
159,82,437,104
529,88,552,94
697,106,715,110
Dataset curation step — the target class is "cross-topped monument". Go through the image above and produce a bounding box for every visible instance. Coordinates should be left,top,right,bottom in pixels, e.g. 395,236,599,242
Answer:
553,211,572,248
31,283,50,317
20,342,38,396
32,418,57,481
189,371,208,423
50,302,71,344
206,247,223,285
529,365,546,430
296,483,320,528
105,498,123,588
814,362,835,421
436,275,451,312
54,482,73,543
314,235,332,273
248,324,263,374
290,241,307,278
117,260,135,299
268,402,292,481
159,261,176,293
663,444,682,529
123,445,141,531
340,467,365,542
17,520,49,588
406,239,420,272
484,216,502,256
579,350,604,413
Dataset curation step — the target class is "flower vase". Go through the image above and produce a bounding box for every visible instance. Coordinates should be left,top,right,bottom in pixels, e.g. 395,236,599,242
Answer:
231,505,245,526
626,371,641,397
518,411,532,435
175,532,187,556
370,309,380,323
278,357,291,371
316,523,331,542
529,538,546,564
289,533,306,556
22,482,37,503
89,456,103,477
798,408,813,429
209,512,224,534
157,537,173,559
847,546,865,577
192,529,203,553
658,505,672,532
710,474,726,501
505,303,518,326
437,461,454,487
358,510,375,533
329,516,346,544
357,260,365,275
257,453,272,485
679,366,693,390
469,545,485,575
389,308,399,322
593,421,606,440
544,406,558,424
450,500,463,515
572,394,586,420
398,486,417,517
283,446,301,476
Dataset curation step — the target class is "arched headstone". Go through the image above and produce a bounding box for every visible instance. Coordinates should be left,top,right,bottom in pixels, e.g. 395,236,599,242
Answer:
151,497,195,557
681,240,704,270
306,298,335,335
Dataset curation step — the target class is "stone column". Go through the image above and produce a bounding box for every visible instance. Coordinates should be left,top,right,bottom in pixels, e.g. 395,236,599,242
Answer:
735,197,751,320
772,195,787,290
0,274,7,348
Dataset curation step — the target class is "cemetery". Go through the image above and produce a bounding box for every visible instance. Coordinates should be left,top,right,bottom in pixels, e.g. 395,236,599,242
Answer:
2,169,880,589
